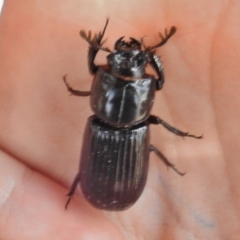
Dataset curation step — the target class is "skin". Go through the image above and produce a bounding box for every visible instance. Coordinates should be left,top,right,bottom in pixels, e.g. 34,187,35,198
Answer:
0,0,240,239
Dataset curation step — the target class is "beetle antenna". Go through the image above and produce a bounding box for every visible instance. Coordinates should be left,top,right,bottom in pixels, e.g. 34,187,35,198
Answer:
145,26,177,52
100,18,109,42
80,18,111,52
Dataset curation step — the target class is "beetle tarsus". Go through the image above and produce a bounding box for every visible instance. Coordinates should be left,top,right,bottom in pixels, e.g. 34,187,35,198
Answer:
150,145,185,176
63,75,91,96
148,115,202,139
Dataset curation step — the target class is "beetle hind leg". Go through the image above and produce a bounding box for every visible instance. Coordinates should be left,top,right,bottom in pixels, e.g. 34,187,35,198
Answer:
65,173,81,209
150,145,185,176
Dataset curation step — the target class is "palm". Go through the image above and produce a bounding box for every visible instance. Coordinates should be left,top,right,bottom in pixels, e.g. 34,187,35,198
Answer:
0,1,239,240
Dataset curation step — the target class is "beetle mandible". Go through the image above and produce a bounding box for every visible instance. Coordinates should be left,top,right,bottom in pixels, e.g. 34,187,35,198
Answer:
63,19,202,211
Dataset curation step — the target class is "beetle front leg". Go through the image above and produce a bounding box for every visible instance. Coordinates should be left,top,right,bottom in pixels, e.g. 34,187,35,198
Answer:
150,145,185,175
148,115,202,139
63,75,91,97
149,54,164,90
65,173,81,209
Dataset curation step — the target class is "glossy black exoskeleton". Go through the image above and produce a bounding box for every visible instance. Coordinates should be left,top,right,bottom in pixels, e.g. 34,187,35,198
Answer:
63,19,202,211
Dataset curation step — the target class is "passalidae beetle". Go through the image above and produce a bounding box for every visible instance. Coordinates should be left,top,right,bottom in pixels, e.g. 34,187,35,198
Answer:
63,19,202,211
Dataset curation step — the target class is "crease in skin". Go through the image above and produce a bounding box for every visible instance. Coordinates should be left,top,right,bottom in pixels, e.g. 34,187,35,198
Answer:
208,2,228,153
209,4,240,237
208,3,233,198
0,146,65,200
157,174,216,231
0,148,33,213
0,173,15,209
106,210,138,240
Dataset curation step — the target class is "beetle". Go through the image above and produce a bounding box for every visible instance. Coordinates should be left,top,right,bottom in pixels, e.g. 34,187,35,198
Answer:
63,19,202,211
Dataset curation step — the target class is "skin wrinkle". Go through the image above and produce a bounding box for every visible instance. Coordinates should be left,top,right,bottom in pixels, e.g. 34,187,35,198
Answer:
0,145,66,191
210,2,240,238
0,170,15,211
0,152,25,230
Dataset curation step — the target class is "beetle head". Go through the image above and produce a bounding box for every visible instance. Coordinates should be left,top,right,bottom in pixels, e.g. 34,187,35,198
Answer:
107,48,148,78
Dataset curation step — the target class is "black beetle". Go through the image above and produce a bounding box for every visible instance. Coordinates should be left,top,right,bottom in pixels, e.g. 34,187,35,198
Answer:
63,19,201,211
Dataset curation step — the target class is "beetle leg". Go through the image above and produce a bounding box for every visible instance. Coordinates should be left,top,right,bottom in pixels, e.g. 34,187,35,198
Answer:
148,115,202,139
148,54,164,90
65,173,81,209
150,145,185,176
87,47,99,74
63,75,91,97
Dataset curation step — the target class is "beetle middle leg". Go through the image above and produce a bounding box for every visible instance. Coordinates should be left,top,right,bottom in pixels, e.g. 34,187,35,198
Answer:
63,75,91,97
65,173,81,209
150,145,185,176
148,115,202,139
